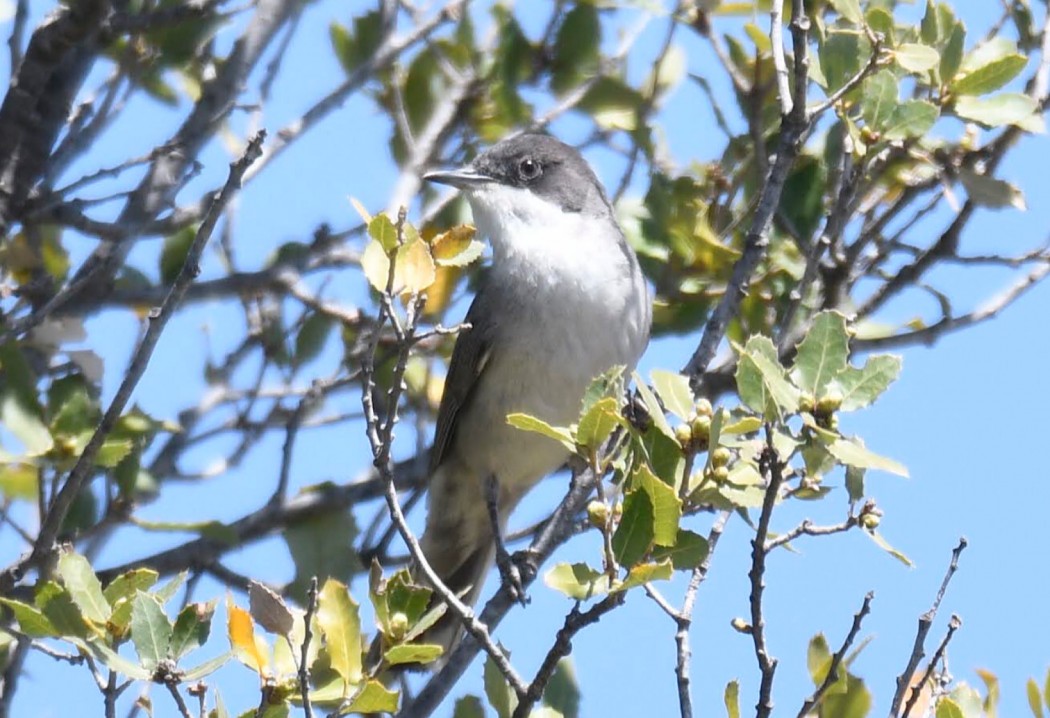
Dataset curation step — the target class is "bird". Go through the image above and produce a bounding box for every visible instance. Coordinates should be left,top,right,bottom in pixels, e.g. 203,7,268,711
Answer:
418,133,651,653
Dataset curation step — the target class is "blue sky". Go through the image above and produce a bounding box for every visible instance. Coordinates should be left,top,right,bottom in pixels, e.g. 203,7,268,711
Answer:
5,2,1050,716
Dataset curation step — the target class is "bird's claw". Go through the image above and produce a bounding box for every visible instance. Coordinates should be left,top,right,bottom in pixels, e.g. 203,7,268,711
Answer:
496,547,529,605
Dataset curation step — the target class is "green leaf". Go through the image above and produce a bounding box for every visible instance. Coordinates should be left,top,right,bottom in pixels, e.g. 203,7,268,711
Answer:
453,696,486,718
346,680,399,714
579,77,644,131
958,168,1026,210
634,464,681,546
820,31,870,93
0,463,37,501
791,311,850,397
952,54,1027,96
725,680,741,718
860,71,898,131
130,591,172,670
159,226,195,284
543,659,579,718
829,437,908,477
807,634,832,686
316,578,362,685
633,371,678,441
779,155,826,239
103,569,159,607
1029,678,1046,717
180,650,232,681
650,369,694,421
937,698,965,718
895,43,940,73
1,390,52,457
294,313,334,368
56,552,109,625
85,639,151,680
383,644,444,667
576,397,622,452
617,560,673,592
612,489,655,567
543,562,609,600
836,355,902,411
169,600,215,660
828,0,863,24
920,0,939,44
35,583,89,638
845,466,866,503
0,597,58,638
736,335,800,421
865,529,913,566
96,436,133,468
550,3,600,95
882,100,939,141
330,11,382,75
954,93,1043,129
484,653,518,718
651,529,710,570
284,509,360,602
506,413,575,452
940,22,966,83
822,673,872,718
368,214,399,252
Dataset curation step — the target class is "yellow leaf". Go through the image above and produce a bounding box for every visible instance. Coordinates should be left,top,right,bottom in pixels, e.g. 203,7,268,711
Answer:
227,597,268,675
431,225,483,267
423,265,461,316
316,579,362,687
361,240,391,292
361,239,437,296
395,239,436,295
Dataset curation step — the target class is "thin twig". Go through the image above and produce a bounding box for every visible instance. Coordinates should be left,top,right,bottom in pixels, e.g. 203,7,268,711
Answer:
900,614,963,718
510,592,625,718
299,577,318,718
0,132,266,596
165,682,194,718
749,427,784,718
797,591,875,717
888,537,968,717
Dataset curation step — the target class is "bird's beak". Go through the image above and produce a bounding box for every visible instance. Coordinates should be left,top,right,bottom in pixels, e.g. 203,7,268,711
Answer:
423,166,493,189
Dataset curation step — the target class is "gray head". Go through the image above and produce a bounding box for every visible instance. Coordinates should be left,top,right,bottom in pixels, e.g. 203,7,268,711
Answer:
424,134,613,217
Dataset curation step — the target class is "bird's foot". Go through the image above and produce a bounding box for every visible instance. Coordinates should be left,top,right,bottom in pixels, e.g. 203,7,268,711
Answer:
495,543,530,606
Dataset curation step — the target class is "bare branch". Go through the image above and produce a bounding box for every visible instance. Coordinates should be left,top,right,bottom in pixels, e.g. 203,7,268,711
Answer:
900,614,963,718
511,593,625,718
0,132,266,595
797,591,875,717
888,537,968,718
749,428,785,718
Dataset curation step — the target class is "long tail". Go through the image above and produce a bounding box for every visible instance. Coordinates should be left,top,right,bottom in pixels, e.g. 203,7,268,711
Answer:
417,458,518,657
416,458,493,654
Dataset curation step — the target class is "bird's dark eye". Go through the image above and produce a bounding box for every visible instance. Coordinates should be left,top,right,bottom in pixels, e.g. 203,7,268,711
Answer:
518,157,541,181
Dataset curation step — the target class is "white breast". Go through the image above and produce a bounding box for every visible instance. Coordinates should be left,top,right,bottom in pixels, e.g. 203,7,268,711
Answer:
451,183,651,490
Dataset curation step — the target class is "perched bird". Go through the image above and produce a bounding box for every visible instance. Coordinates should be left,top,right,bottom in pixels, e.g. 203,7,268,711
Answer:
419,133,651,651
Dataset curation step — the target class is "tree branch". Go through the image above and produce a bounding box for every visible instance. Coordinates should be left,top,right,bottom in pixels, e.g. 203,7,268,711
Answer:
888,537,968,718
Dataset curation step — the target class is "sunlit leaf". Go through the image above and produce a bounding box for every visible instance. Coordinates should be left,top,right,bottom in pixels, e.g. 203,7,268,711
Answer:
952,54,1027,96
383,644,443,667
57,552,109,625
650,369,694,421
895,43,940,73
544,562,609,600
829,437,908,477
791,311,850,397
317,578,362,686
227,598,268,675
170,600,215,661
507,413,575,452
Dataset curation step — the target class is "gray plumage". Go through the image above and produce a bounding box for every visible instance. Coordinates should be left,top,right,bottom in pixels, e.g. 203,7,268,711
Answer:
419,134,651,654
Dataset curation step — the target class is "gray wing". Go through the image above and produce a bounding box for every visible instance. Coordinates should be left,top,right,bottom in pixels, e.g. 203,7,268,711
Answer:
429,286,500,472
